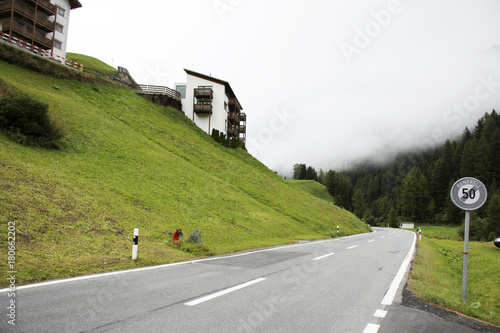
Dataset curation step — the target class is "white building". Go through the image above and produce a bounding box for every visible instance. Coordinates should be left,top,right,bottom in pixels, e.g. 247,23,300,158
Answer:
48,0,81,59
0,0,81,59
176,69,246,143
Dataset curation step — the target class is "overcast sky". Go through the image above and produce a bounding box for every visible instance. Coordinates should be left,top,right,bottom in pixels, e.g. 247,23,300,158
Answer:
67,0,500,176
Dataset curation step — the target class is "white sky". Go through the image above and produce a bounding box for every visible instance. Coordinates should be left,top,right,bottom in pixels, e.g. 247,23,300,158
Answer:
67,0,500,175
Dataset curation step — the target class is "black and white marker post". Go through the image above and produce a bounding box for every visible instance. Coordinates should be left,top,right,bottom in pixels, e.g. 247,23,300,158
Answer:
132,228,139,260
450,177,488,303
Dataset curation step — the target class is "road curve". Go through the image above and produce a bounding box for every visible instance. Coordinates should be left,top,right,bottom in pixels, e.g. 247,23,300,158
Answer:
1,228,416,333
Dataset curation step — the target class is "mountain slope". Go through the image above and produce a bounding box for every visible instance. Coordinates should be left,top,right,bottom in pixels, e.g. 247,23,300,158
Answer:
0,50,368,286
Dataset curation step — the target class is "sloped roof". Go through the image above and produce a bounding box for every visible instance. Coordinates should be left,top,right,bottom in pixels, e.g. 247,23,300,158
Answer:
184,69,243,110
69,0,82,9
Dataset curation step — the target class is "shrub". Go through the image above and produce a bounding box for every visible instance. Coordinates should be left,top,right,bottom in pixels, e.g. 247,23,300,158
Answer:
0,94,65,147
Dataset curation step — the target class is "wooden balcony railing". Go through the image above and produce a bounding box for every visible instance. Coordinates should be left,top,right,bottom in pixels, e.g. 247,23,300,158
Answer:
194,103,213,114
194,87,213,100
30,0,57,15
0,2,55,32
227,125,240,135
227,112,240,122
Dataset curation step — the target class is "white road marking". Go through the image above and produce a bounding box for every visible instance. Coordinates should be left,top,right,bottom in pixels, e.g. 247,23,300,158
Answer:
368,240,375,243
185,278,266,306
313,253,335,261
381,232,417,305
380,236,385,239
346,245,358,250
1,229,382,293
374,309,387,318
363,323,380,333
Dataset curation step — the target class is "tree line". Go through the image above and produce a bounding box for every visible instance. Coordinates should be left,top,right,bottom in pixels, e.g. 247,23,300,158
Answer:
292,110,500,241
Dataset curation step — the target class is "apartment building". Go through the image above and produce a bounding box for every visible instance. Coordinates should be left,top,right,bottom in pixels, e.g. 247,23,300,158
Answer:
176,69,246,143
0,0,81,59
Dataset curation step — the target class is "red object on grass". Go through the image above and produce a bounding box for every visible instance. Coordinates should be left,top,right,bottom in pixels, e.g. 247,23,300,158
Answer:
173,229,183,243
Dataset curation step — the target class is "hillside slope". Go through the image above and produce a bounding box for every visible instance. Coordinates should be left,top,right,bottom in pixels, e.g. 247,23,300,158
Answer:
0,51,368,286
286,180,334,202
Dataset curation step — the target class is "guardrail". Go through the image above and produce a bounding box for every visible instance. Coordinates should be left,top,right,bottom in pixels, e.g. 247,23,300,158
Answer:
0,31,83,71
136,84,181,99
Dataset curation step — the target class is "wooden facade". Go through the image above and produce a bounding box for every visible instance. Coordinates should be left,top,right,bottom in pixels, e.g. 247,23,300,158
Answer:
0,0,81,51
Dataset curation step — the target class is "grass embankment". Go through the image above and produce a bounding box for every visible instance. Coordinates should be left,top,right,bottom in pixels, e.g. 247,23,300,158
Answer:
66,53,117,72
0,50,369,287
409,226,500,326
286,180,334,202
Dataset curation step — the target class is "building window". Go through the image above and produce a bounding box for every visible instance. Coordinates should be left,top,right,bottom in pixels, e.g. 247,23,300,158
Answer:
57,7,66,17
56,24,64,33
175,85,186,98
54,40,62,50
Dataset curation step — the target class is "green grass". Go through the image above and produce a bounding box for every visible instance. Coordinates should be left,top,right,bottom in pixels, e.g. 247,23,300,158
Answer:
0,52,369,287
414,225,461,240
409,226,500,326
286,180,334,202
66,53,117,72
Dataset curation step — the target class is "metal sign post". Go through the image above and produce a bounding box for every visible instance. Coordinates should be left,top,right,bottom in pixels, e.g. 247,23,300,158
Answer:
450,177,488,303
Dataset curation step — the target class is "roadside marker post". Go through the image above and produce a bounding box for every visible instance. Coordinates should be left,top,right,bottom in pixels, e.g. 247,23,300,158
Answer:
337,226,339,234
450,177,488,303
132,228,139,260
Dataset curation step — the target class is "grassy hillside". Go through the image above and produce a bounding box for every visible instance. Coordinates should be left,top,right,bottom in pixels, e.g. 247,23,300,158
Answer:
0,50,369,287
66,53,117,72
286,180,334,202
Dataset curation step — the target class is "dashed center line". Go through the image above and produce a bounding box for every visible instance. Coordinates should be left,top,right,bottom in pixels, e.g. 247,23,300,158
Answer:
346,245,358,250
380,236,385,239
185,278,266,306
363,323,380,333
368,240,375,243
374,309,387,318
313,253,335,261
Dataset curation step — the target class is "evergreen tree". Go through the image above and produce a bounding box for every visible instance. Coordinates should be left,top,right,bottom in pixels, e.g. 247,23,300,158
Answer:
352,188,366,218
388,207,398,228
399,167,420,220
318,168,325,184
486,193,500,239
305,166,318,181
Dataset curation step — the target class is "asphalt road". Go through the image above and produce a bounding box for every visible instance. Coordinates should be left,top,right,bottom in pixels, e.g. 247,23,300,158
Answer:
1,228,417,333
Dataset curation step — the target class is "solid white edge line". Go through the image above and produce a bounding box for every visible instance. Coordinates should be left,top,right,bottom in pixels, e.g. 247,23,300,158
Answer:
184,278,266,306
313,253,335,261
363,323,380,333
381,232,417,305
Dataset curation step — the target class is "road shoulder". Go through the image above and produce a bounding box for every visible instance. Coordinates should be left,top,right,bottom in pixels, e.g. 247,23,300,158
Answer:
379,282,500,333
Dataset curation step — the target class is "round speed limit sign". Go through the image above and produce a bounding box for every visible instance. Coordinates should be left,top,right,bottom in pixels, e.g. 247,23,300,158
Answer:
450,177,488,211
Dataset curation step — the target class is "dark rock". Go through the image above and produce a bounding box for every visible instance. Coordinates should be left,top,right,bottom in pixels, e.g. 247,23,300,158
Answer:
188,229,203,245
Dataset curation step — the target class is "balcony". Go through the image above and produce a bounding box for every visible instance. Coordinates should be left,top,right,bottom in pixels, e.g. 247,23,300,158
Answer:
35,13,55,32
227,112,240,122
239,125,246,133
194,87,213,100
29,0,57,15
228,97,242,112
227,125,239,135
240,112,246,121
2,20,52,49
193,103,213,114
0,2,54,33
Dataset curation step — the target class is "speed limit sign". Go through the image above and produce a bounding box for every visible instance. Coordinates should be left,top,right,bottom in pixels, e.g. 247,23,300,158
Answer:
450,177,488,303
450,177,488,211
